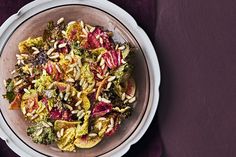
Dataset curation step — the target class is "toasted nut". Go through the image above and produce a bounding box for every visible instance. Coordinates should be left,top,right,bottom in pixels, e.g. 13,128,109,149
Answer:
82,28,88,35
49,53,60,59
101,64,105,70
72,110,78,114
42,121,50,128
75,71,80,80
79,34,87,38
96,35,100,39
14,79,23,86
47,122,53,126
106,82,112,90
57,131,61,138
31,114,39,120
66,84,71,93
96,73,104,79
77,92,82,98
23,88,30,94
11,70,16,74
115,44,119,50
105,72,109,77
121,93,126,101
98,96,102,102
71,90,76,97
97,122,102,131
46,48,55,55
90,27,95,32
64,93,70,101
48,82,54,89
66,78,75,83
61,30,66,36
121,59,127,64
22,107,26,115
32,47,39,51
54,41,59,49
36,128,43,136
57,17,64,25
65,104,73,111
100,58,105,66
108,76,116,82
21,54,29,57
26,112,33,117
110,118,114,127
60,128,64,136
68,21,76,26
80,21,84,28
125,94,132,99
88,133,97,137
85,26,90,33
55,64,62,73
106,127,113,133
76,65,80,72
33,50,40,55
58,43,67,48
28,68,33,76
99,37,103,45
98,117,107,121
101,98,111,103
82,82,88,90
75,100,82,106
118,45,126,50
16,56,23,60
21,60,25,65
79,78,85,86
77,57,82,67
128,97,136,103
78,112,85,120
97,54,102,62
77,110,84,117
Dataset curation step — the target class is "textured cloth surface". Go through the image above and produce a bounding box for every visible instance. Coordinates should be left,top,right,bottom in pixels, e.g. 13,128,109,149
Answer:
0,0,161,156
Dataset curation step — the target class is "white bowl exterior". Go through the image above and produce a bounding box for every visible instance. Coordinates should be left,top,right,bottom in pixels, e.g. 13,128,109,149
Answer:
0,0,160,156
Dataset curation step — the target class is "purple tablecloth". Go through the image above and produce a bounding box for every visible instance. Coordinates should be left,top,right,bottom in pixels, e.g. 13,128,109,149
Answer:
0,0,161,157
2,0,236,157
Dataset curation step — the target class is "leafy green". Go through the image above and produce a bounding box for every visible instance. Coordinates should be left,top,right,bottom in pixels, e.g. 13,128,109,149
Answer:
57,127,76,151
3,79,15,103
27,121,56,144
34,74,52,93
18,37,44,53
76,111,91,137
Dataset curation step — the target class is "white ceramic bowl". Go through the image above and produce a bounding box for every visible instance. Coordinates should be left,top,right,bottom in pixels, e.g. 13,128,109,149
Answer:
0,0,160,156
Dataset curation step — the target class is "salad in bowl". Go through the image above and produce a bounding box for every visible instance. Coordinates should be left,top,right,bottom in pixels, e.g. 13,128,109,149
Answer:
3,17,136,152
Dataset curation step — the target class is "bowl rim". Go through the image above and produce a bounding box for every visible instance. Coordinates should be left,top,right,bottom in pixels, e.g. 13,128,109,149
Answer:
0,0,161,157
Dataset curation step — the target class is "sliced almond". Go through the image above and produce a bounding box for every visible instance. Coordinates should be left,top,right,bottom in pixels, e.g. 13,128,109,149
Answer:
80,21,84,28
46,48,55,55
108,76,116,82
68,21,76,26
128,97,136,103
36,128,43,136
58,43,67,48
66,78,75,83
88,133,97,137
57,17,64,25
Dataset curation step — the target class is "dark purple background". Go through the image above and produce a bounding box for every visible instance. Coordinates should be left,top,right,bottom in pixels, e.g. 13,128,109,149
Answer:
1,0,236,157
